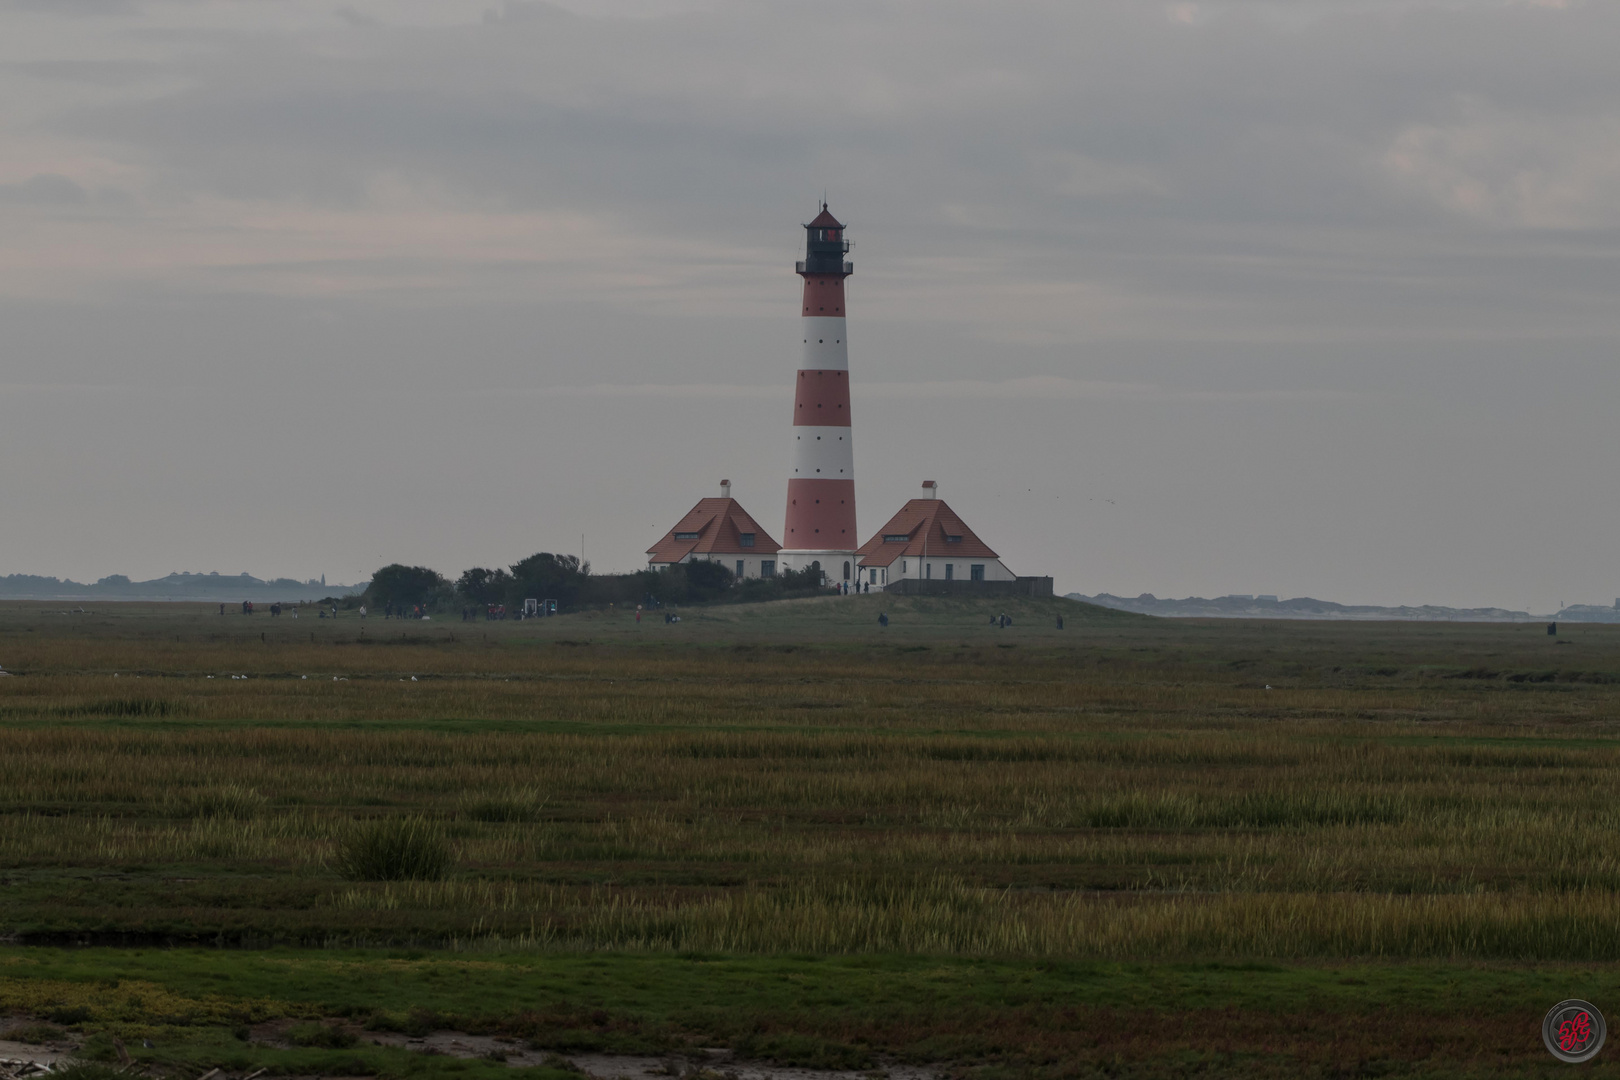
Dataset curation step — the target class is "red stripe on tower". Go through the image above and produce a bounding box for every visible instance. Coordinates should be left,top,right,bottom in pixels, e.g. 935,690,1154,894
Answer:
781,203,857,585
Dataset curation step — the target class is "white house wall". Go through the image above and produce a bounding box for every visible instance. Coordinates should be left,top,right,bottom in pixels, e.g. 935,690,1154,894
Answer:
647,554,782,580
863,556,1016,587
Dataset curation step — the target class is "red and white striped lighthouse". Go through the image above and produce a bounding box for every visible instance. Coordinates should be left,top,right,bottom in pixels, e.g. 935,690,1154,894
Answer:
780,203,857,585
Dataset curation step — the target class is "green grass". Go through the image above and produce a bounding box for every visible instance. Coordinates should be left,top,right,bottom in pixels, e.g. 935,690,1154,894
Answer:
1,946,1618,1076
5,598,1620,1074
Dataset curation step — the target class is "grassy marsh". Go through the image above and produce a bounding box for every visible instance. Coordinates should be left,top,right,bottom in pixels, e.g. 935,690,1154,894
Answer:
3,598,1620,1074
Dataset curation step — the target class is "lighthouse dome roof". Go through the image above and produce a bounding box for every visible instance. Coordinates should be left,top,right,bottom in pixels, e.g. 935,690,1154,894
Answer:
807,203,844,228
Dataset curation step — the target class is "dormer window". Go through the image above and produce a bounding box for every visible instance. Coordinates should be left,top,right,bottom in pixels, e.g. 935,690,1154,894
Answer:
945,535,963,543
739,533,755,547
883,534,910,543
674,532,700,541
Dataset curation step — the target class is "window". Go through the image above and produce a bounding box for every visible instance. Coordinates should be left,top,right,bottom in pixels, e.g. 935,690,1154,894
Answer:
761,560,775,578
925,563,932,579
883,534,909,542
901,560,906,573
739,533,755,547
735,560,745,579
945,564,954,580
971,564,985,581
869,568,877,584
674,531,699,541
945,535,963,543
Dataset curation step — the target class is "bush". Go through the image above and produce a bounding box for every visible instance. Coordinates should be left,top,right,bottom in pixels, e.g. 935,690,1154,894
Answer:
336,817,452,881
362,565,448,612
506,552,590,609
5,1023,66,1044
456,567,513,605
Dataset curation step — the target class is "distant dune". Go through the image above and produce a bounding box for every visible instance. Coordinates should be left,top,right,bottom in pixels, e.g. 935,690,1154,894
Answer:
1067,592,1618,623
0,571,358,602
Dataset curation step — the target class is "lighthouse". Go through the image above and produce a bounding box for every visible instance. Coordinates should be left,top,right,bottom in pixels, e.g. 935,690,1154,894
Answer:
779,203,857,585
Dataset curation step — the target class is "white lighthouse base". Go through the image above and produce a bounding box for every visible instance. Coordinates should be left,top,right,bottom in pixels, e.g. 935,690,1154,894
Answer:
777,549,858,585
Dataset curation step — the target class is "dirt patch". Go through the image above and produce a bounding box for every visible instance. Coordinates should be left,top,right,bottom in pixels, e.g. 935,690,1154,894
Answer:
0,1017,79,1066
363,1029,936,1080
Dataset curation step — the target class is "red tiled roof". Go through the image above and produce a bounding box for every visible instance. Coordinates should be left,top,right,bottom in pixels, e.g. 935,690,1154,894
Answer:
855,499,999,569
807,204,843,228
647,498,782,564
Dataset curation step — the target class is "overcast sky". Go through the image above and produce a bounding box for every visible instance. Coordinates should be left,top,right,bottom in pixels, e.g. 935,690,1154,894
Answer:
3,0,1618,609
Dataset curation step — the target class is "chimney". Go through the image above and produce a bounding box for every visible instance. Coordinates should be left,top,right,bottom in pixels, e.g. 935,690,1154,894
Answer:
720,479,732,499
921,480,938,499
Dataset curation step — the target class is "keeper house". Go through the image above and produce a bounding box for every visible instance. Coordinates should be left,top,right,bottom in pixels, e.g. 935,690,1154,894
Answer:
646,480,783,581
856,481,1036,593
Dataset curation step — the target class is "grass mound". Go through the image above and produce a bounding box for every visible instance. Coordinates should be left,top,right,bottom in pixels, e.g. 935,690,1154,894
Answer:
336,817,452,882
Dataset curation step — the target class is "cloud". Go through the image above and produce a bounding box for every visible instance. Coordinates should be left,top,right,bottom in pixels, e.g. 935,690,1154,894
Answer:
0,0,1607,333
0,173,88,205
1383,104,1620,229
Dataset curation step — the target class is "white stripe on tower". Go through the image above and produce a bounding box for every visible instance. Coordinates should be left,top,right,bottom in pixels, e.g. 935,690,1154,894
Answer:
781,203,857,582
800,317,849,371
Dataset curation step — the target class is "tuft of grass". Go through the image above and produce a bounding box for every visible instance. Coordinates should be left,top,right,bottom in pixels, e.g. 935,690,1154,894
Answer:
286,1021,358,1049
336,816,452,882
537,1054,583,1074
5,1022,67,1044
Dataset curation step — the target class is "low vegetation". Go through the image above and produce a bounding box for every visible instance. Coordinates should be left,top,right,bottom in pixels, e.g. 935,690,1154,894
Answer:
2,598,1618,1075
364,552,829,616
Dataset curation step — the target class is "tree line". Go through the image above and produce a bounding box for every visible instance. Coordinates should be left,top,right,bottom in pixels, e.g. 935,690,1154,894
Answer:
357,554,827,613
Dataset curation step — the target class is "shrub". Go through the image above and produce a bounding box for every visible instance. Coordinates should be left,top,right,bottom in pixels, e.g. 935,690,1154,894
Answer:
5,1023,66,1044
336,816,452,881
362,564,448,612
